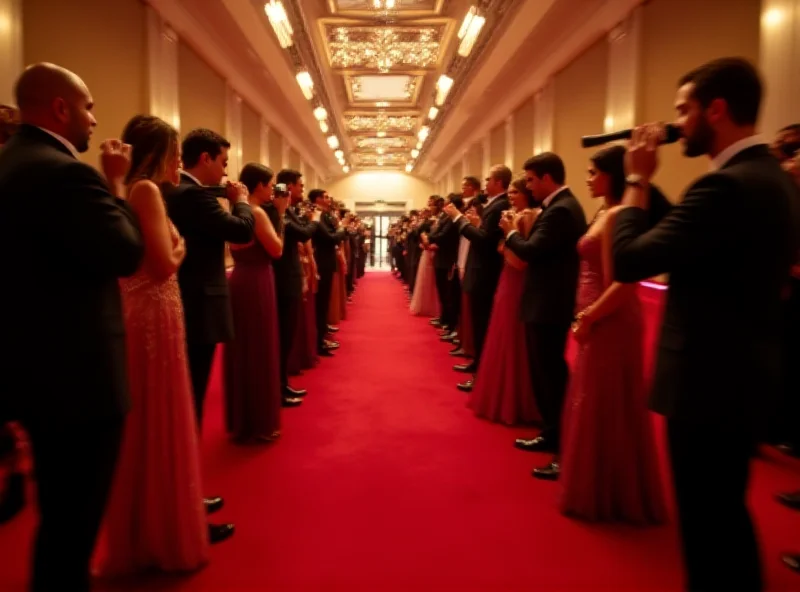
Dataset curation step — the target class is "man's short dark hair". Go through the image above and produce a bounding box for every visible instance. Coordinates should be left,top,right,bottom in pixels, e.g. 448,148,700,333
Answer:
447,193,464,211
780,123,800,134
308,188,326,203
276,169,302,185
462,176,481,190
409,209,419,217
523,152,566,185
432,195,445,208
181,128,230,169
239,163,274,194
489,165,513,189
678,57,762,126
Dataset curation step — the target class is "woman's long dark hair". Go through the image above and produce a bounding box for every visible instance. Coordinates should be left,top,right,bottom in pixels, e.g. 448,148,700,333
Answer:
121,114,178,185
511,177,536,208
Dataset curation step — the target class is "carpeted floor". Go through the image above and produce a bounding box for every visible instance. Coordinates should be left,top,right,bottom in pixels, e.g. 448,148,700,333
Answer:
1,271,800,590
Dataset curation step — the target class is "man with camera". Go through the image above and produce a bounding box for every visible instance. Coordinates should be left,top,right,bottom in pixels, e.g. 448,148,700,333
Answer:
611,57,800,592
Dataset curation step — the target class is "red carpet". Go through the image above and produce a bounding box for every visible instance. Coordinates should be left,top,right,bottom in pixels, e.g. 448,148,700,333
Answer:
1,271,800,590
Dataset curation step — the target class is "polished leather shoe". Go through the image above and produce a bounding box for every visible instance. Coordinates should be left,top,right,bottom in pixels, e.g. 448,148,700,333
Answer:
783,553,800,573
514,436,556,453
203,496,224,515
777,490,800,511
449,347,467,357
282,397,303,407
437,329,451,336
429,318,441,326
441,331,457,342
318,348,334,357
327,325,340,333
209,523,235,544
456,378,474,392
284,385,307,397
454,361,476,373
532,460,560,480
325,340,340,349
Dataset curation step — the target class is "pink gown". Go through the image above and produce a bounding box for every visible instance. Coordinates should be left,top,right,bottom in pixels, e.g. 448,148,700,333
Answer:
97,221,209,575
559,234,666,524
409,249,440,317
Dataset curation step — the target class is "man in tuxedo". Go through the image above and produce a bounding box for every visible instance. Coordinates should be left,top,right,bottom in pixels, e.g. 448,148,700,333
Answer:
309,189,346,355
612,57,799,592
165,129,254,540
269,169,320,402
444,165,511,392
425,195,461,339
0,63,144,592
502,153,587,478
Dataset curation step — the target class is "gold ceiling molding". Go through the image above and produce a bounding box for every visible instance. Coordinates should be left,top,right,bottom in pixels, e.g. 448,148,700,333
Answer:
345,74,422,107
353,135,415,151
352,152,408,166
344,112,418,133
323,24,445,72
327,0,445,18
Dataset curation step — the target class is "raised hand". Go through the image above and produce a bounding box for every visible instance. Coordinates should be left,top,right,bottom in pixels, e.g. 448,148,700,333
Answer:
225,181,249,203
625,123,663,181
99,139,132,184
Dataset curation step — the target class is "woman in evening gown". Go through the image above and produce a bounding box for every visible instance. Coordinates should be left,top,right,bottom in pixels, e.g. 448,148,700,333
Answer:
224,163,287,442
559,145,665,524
99,115,208,575
410,223,441,318
289,238,319,374
468,178,541,426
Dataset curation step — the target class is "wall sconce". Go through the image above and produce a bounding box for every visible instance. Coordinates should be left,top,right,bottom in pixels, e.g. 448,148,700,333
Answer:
265,1,293,48
296,71,314,100
435,75,453,106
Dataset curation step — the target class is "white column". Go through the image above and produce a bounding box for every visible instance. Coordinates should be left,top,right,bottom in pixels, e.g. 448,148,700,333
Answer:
225,85,243,178
461,153,469,182
0,0,22,106
605,7,642,133
504,114,515,169
299,160,307,183
146,7,180,130
759,0,800,136
482,134,491,173
533,80,554,155
259,118,270,166
281,137,290,170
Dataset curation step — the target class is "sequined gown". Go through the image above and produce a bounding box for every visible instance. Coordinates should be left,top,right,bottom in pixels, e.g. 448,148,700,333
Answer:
98,221,209,575
559,234,666,524
224,239,282,441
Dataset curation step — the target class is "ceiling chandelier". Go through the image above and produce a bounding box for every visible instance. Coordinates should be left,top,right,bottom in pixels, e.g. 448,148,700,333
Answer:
329,27,439,72
345,113,417,134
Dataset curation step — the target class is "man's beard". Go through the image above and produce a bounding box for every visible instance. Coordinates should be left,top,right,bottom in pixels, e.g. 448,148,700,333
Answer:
683,115,714,158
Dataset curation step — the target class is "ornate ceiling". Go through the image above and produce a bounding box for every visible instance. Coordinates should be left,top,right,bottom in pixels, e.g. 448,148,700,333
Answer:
258,0,521,173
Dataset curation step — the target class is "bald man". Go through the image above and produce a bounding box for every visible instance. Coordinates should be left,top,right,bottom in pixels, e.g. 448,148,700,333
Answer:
0,63,143,591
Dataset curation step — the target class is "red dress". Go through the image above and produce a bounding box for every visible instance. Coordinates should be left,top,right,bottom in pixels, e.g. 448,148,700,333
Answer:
97,221,209,575
559,234,666,524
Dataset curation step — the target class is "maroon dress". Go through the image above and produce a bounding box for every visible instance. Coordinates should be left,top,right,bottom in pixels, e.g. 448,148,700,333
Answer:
559,234,666,524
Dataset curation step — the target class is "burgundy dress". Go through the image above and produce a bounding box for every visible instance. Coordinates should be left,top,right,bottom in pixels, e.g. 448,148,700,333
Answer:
468,262,540,425
224,241,282,442
559,234,666,524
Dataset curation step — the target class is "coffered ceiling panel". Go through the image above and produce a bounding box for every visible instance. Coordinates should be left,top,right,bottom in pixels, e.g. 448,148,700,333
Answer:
329,0,445,17
345,74,422,105
323,24,447,71
353,135,415,151
344,112,418,134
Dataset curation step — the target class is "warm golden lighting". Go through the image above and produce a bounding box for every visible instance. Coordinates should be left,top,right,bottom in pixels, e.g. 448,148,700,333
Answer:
411,149,419,158
327,26,441,72
313,106,328,121
435,75,453,106
343,165,350,173
418,126,430,143
334,150,344,159
265,1,293,48
428,106,439,121
319,120,329,133
327,135,340,149
405,162,414,173
377,131,387,138
296,71,314,100
457,6,485,57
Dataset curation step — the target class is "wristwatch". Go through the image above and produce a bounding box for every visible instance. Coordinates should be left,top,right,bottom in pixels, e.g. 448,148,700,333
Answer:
626,174,646,188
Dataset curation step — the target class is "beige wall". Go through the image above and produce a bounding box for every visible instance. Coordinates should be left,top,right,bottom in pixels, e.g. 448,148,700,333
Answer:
327,171,435,210
288,147,301,170
241,101,261,166
268,129,283,170
466,142,482,180
21,0,147,167
513,96,535,173
553,38,608,218
641,0,761,200
178,41,225,139
489,123,505,167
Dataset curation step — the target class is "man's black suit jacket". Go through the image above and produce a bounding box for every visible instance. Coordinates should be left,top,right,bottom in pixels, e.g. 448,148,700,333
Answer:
165,172,254,344
428,212,459,270
613,144,800,430
267,204,316,300
0,125,144,423
505,189,587,326
312,211,345,274
459,194,509,296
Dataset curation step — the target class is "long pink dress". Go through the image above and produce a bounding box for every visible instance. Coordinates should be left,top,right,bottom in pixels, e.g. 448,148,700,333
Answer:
98,221,209,575
559,234,666,524
409,249,440,317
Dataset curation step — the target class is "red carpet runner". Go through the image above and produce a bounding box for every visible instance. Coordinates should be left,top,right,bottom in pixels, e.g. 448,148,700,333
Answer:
1,271,800,590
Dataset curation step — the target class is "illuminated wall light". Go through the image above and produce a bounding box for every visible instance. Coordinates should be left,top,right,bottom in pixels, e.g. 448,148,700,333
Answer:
265,1,293,48
295,71,314,100
457,6,478,39
763,7,785,27
377,148,385,154
334,149,344,159
313,106,328,121
327,135,340,149
375,101,390,107
377,131,386,138
319,120,329,133
343,165,350,173
418,126,430,142
411,149,419,158
428,106,439,121
405,162,414,173
416,140,422,149
435,75,453,106
457,13,485,57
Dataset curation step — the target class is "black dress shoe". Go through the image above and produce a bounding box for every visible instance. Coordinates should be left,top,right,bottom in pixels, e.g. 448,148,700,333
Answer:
783,553,800,573
324,340,340,349
454,361,476,373
456,378,474,392
284,385,307,397
777,443,800,458
514,436,557,453
0,472,25,524
449,347,467,357
441,331,457,342
777,490,800,511
327,325,340,333
532,460,560,480
209,523,235,544
203,496,224,515
318,348,334,357
282,397,303,407
429,318,441,325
